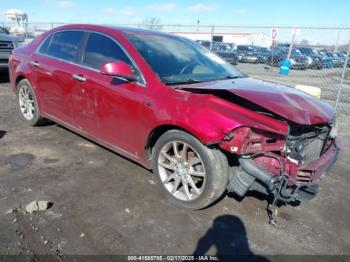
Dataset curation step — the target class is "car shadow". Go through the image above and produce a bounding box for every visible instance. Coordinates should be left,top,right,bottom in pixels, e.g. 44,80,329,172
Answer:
193,214,269,261
0,69,10,83
0,130,6,140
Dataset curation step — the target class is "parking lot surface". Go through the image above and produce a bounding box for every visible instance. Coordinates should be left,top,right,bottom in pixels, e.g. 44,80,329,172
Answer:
0,70,350,258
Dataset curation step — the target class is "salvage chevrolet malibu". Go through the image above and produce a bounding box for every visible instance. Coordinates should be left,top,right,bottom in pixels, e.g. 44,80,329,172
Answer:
9,25,339,213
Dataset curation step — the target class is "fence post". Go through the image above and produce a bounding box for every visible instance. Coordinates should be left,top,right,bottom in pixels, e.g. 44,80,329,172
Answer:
334,28,342,52
209,26,214,51
335,40,350,111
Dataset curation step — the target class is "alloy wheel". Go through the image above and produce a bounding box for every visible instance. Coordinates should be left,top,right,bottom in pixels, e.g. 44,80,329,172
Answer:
18,85,35,121
158,141,206,201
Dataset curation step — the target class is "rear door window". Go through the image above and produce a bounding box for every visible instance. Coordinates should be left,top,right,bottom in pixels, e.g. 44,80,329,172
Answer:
46,31,84,62
81,32,132,70
38,35,53,54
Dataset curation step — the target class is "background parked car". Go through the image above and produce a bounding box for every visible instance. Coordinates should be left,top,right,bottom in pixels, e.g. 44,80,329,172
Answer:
336,52,350,67
320,50,345,67
252,46,271,64
338,52,350,67
268,47,309,70
236,45,260,63
323,51,344,68
0,30,24,69
212,42,239,65
197,40,239,65
297,47,324,69
317,50,335,68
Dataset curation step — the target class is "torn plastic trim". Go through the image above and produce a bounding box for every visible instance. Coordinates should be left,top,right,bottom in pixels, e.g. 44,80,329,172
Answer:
227,157,321,204
219,126,287,155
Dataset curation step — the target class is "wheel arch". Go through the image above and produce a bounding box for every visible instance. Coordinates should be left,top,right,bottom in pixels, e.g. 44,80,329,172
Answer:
145,124,200,163
15,75,27,89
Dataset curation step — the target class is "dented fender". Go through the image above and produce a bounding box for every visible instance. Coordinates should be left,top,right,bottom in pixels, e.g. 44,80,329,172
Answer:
150,90,289,147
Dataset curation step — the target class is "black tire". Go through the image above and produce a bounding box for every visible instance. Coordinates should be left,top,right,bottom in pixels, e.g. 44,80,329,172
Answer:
16,79,46,126
152,130,229,209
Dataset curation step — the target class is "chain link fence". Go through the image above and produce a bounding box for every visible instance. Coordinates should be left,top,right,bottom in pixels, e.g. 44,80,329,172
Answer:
2,22,350,116
160,25,350,117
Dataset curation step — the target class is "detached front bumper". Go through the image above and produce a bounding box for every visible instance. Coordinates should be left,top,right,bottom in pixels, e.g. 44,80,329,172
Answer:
227,142,339,204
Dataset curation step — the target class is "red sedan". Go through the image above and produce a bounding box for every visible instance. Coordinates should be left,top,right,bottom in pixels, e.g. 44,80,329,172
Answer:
9,24,339,210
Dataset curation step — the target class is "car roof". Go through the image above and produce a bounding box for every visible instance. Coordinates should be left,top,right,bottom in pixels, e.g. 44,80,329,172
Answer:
51,24,177,38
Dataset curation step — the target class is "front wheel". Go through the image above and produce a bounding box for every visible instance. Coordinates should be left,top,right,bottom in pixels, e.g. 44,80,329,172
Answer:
152,130,229,209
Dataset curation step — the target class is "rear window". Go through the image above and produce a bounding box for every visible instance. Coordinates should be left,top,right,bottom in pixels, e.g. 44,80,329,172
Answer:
46,31,84,62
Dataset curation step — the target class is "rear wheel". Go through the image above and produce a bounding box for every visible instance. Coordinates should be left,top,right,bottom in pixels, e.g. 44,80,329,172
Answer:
16,79,46,126
152,130,229,209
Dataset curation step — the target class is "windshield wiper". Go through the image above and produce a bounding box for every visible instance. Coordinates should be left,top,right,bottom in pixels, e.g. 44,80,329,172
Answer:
164,79,203,86
164,75,244,86
220,75,244,80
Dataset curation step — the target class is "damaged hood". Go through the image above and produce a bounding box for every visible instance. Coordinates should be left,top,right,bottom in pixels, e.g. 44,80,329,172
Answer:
175,77,335,125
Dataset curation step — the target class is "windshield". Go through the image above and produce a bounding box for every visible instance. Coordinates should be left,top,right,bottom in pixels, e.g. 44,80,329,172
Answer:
0,27,9,35
126,33,244,85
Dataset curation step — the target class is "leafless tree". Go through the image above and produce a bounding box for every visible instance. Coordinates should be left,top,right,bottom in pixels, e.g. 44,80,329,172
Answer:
142,17,163,31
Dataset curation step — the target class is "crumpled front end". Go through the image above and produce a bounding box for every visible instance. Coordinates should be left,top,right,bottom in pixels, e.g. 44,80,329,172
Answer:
221,120,339,204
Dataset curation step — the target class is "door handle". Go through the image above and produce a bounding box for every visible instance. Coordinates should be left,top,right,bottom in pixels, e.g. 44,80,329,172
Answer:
72,74,87,82
30,61,40,67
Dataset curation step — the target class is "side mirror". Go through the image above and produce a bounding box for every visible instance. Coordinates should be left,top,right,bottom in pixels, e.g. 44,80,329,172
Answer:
100,61,137,82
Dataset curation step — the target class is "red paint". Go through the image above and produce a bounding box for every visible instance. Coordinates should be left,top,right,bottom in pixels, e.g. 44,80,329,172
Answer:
100,61,134,78
175,77,335,125
252,141,338,185
219,127,286,154
8,24,335,171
